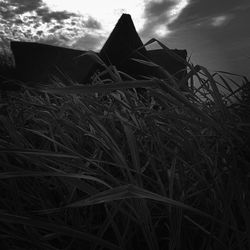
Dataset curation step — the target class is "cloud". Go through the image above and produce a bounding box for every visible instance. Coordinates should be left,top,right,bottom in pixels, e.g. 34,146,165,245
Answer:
0,0,76,29
36,30,44,36
13,0,42,14
84,16,102,29
48,25,64,33
140,0,190,39
0,0,43,19
145,0,175,18
0,0,103,51
71,33,106,51
168,0,250,30
36,6,76,23
36,35,66,46
155,1,250,78
210,15,233,27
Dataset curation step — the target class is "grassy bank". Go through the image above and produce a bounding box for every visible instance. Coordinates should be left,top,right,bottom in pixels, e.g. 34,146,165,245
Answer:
0,45,250,249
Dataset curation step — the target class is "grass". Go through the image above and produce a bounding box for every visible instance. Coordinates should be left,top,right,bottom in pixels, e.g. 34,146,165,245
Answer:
0,39,250,250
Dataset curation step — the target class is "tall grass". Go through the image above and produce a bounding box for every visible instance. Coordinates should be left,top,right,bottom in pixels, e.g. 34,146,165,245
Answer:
0,39,17,95
0,41,250,250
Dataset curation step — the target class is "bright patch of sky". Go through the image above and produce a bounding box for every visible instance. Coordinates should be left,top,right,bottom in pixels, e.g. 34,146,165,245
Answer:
43,0,190,38
168,0,189,22
155,25,171,37
44,0,146,33
155,0,190,37
211,15,228,26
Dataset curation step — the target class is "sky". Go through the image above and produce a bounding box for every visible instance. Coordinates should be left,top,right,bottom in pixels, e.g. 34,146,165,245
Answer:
1,0,250,78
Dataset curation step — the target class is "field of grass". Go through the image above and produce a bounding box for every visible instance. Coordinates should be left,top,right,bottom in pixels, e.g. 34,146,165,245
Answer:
0,41,250,250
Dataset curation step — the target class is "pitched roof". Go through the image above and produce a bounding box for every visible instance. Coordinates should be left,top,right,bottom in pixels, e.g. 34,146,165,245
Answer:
9,13,187,87
100,14,147,66
10,41,93,84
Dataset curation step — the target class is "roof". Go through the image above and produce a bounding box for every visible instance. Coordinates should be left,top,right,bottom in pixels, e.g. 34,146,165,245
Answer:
10,14,187,87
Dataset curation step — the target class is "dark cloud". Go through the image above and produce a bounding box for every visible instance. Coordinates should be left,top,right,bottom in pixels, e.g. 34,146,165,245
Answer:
0,0,103,52
36,30,44,36
48,25,63,33
168,0,250,30
14,19,24,25
144,0,175,18
0,3,15,20
36,7,76,23
10,0,43,14
158,1,250,77
0,0,76,25
140,0,250,40
0,0,43,19
140,0,177,39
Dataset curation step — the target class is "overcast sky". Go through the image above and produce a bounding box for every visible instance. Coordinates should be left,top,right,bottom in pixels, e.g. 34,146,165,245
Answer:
1,0,250,77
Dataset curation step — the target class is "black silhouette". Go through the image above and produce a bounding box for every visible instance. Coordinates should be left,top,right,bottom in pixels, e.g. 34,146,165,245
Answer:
10,14,187,88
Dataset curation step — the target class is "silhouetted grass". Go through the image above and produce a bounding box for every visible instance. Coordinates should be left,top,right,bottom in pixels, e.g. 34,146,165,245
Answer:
0,40,17,95
0,39,250,250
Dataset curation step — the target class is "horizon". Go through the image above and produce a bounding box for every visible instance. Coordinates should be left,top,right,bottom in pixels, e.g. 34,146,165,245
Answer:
1,0,250,78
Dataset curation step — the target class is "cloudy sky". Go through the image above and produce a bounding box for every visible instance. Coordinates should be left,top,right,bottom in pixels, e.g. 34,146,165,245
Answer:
1,0,250,77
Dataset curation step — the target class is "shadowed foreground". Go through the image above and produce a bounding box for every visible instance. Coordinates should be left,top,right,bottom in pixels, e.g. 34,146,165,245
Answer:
0,56,250,249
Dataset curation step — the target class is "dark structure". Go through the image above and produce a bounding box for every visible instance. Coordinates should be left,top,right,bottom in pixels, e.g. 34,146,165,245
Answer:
147,49,187,80
9,14,187,87
100,14,148,73
100,14,187,81
10,42,96,85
